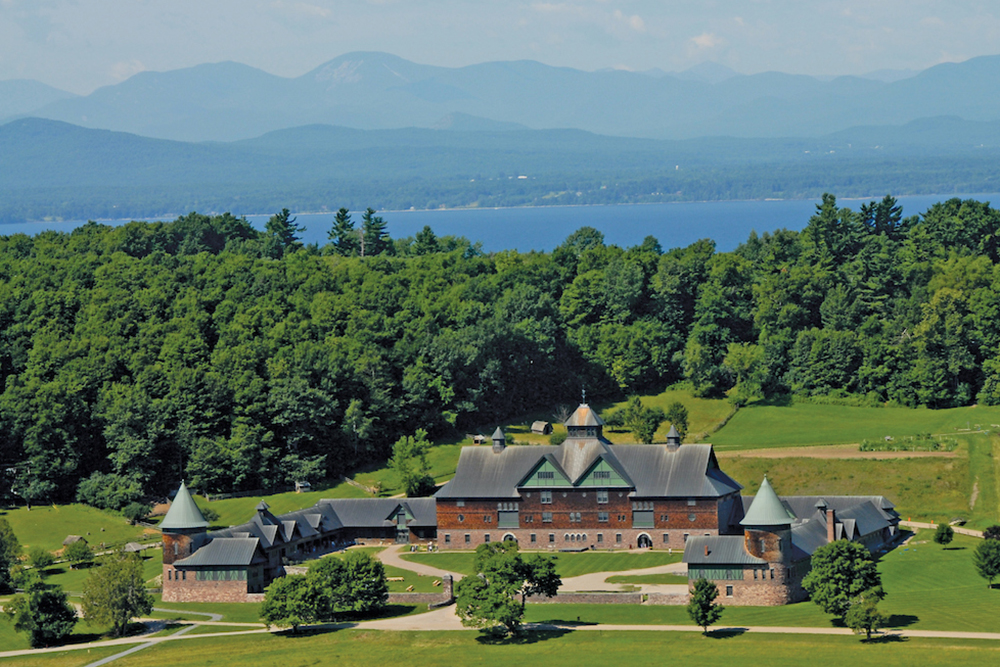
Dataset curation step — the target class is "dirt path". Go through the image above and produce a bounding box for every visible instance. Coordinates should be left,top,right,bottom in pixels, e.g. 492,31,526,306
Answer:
378,545,465,580
718,444,959,460
559,561,687,593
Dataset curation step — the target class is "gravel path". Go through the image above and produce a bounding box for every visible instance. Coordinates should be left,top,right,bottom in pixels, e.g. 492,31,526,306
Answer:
378,545,465,580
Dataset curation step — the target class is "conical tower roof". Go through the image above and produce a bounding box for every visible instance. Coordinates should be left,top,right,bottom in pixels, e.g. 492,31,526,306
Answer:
740,476,794,527
492,427,505,440
667,424,680,439
160,481,208,530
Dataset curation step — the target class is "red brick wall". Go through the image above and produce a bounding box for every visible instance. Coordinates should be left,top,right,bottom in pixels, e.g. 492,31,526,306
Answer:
162,533,194,565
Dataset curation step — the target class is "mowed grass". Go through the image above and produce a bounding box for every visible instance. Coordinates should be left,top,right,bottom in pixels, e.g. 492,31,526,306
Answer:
42,549,163,595
709,400,1000,450
53,629,1000,667
402,551,682,578
528,530,1000,634
0,504,151,553
1,646,126,667
604,573,688,585
721,434,999,529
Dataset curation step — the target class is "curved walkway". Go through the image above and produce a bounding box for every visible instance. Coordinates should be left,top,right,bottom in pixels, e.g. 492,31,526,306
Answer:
559,560,687,593
377,545,465,581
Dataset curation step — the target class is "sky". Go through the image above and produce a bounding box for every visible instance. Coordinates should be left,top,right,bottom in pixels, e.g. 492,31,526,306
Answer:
3,1,1000,95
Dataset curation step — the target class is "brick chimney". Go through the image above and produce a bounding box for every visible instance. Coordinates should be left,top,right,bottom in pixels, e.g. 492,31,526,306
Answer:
826,508,836,543
704,544,710,557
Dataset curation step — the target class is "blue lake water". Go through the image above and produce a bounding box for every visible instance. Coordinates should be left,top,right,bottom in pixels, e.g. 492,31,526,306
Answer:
3,194,998,253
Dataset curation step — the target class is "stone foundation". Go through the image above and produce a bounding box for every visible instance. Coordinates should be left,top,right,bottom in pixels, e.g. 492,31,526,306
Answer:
527,592,643,604
438,528,717,551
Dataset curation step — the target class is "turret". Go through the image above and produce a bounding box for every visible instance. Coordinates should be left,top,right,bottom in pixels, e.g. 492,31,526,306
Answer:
740,476,793,564
492,427,506,453
564,403,605,440
161,481,208,564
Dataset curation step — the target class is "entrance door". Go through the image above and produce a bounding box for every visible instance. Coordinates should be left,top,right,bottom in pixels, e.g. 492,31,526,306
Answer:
637,534,652,548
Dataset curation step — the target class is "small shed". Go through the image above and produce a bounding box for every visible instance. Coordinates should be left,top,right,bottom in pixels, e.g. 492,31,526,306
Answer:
531,421,552,435
63,535,86,547
295,481,312,493
472,434,488,445
124,542,144,553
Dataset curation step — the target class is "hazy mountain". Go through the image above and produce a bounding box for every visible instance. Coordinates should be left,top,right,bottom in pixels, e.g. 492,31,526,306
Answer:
0,79,76,120
859,68,918,83
25,51,1000,142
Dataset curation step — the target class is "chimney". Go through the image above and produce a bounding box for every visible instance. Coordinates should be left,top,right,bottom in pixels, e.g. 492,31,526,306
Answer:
826,508,836,543
704,544,710,557
491,426,506,453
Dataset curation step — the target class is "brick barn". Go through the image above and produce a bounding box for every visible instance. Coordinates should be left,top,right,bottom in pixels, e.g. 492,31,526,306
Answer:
433,403,745,551
683,476,900,606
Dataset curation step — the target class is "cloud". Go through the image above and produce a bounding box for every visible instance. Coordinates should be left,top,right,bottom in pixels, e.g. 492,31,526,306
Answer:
270,1,332,20
110,59,146,81
613,10,645,33
690,32,723,50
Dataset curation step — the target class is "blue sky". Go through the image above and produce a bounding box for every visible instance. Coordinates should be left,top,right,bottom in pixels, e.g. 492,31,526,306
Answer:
3,1,1000,94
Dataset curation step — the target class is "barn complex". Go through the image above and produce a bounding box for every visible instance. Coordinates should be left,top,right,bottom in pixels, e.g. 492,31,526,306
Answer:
161,402,898,605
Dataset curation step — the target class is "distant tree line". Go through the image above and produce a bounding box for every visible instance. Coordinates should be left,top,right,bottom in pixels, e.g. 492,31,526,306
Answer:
3,195,1000,505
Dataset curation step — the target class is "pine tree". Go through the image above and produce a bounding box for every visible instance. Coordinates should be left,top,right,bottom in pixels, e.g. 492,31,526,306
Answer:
360,208,389,257
328,208,358,256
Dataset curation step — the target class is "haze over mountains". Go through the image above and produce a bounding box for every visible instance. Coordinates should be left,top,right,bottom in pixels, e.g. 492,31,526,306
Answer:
3,51,999,142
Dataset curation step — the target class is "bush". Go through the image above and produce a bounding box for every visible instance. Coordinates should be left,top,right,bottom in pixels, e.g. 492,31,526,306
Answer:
549,431,567,445
28,547,54,572
64,540,93,569
121,502,151,525
934,523,955,546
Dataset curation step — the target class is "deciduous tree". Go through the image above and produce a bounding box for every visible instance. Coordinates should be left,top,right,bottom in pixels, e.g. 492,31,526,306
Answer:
973,539,1000,588
934,523,955,547
2,577,76,647
802,540,884,619
81,552,153,637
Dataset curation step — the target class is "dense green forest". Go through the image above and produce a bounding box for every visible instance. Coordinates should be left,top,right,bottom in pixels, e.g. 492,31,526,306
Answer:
2,195,1000,508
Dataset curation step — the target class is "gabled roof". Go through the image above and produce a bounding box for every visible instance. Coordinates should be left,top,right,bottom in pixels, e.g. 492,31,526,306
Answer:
317,498,437,528
613,444,741,498
174,537,265,568
740,477,794,527
684,536,766,566
565,403,605,427
161,481,209,530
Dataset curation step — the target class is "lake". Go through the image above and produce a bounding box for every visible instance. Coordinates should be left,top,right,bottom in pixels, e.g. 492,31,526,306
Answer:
2,194,997,253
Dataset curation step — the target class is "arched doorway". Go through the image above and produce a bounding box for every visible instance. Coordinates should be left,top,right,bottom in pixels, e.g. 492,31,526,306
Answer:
637,533,652,549
503,533,517,543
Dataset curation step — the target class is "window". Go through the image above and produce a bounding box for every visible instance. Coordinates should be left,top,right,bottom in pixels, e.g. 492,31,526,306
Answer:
445,534,451,544
564,533,570,541
465,534,471,544
458,514,465,522
549,533,555,543
683,533,689,542
688,513,696,522
540,491,552,504
597,533,604,543
484,534,491,543
530,533,537,543
182,571,186,580
594,470,610,479
542,512,553,523
726,585,733,597
597,490,608,504
754,569,759,580
770,569,774,580
632,501,653,510
660,514,669,522
569,512,582,522
618,514,627,522
168,570,172,580
616,533,622,543
457,500,465,507
484,515,492,523
538,471,554,479
524,515,534,523
173,543,178,556
663,533,670,543
759,538,766,552
497,502,518,511
598,512,609,522
687,499,697,506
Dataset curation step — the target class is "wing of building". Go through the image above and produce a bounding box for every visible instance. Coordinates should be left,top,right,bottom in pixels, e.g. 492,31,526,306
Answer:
683,476,900,606
434,403,743,550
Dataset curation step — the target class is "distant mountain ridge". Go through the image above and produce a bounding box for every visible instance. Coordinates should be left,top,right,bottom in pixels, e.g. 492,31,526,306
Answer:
8,52,1000,142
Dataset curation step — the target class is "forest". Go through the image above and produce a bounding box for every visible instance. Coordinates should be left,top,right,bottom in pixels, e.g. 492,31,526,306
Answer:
1,195,999,508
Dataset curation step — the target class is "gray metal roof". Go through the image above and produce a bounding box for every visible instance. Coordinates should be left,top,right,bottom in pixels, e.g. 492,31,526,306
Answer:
161,481,209,530
492,427,505,440
436,442,740,499
684,536,767,566
174,537,265,568
740,477,795,527
317,498,437,528
565,403,604,427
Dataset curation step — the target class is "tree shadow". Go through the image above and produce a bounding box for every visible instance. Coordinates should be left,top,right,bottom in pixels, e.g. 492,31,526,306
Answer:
884,614,919,628
706,627,747,639
527,618,598,627
942,546,966,551
476,628,573,645
862,633,908,644
273,625,352,639
756,394,793,407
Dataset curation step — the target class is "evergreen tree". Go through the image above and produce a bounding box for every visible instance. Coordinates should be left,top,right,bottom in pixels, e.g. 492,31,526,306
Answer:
360,208,390,257
687,578,724,633
327,208,358,256
263,208,305,258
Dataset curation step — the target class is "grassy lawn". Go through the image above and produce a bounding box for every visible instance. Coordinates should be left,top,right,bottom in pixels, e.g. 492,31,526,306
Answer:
149,598,263,624
1,646,126,667
52,629,1000,667
302,547,443,593
0,504,152,553
604,573,688,585
402,551,682,578
721,434,999,528
709,399,1000,450
42,550,163,595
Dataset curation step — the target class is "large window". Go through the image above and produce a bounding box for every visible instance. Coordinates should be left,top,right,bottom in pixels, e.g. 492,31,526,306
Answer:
598,512,609,522
597,490,608,504
542,512,553,523
569,512,582,522
540,491,552,504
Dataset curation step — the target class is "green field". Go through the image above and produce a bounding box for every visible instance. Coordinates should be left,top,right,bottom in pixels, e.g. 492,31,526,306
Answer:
402,551,682,578
41,549,163,595
604,573,688,585
17,630,1000,667
0,504,152,554
2,646,125,667
721,434,999,529
709,400,1000,450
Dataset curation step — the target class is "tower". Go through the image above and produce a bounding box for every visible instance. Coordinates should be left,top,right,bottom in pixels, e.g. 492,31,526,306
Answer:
564,403,605,440
160,481,209,565
491,427,506,453
739,476,797,603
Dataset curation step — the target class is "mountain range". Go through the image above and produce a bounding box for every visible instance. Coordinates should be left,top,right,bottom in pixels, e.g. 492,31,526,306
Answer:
4,52,1000,142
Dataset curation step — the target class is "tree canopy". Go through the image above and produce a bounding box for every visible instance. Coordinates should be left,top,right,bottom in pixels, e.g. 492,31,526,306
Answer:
802,540,884,619
80,552,153,637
